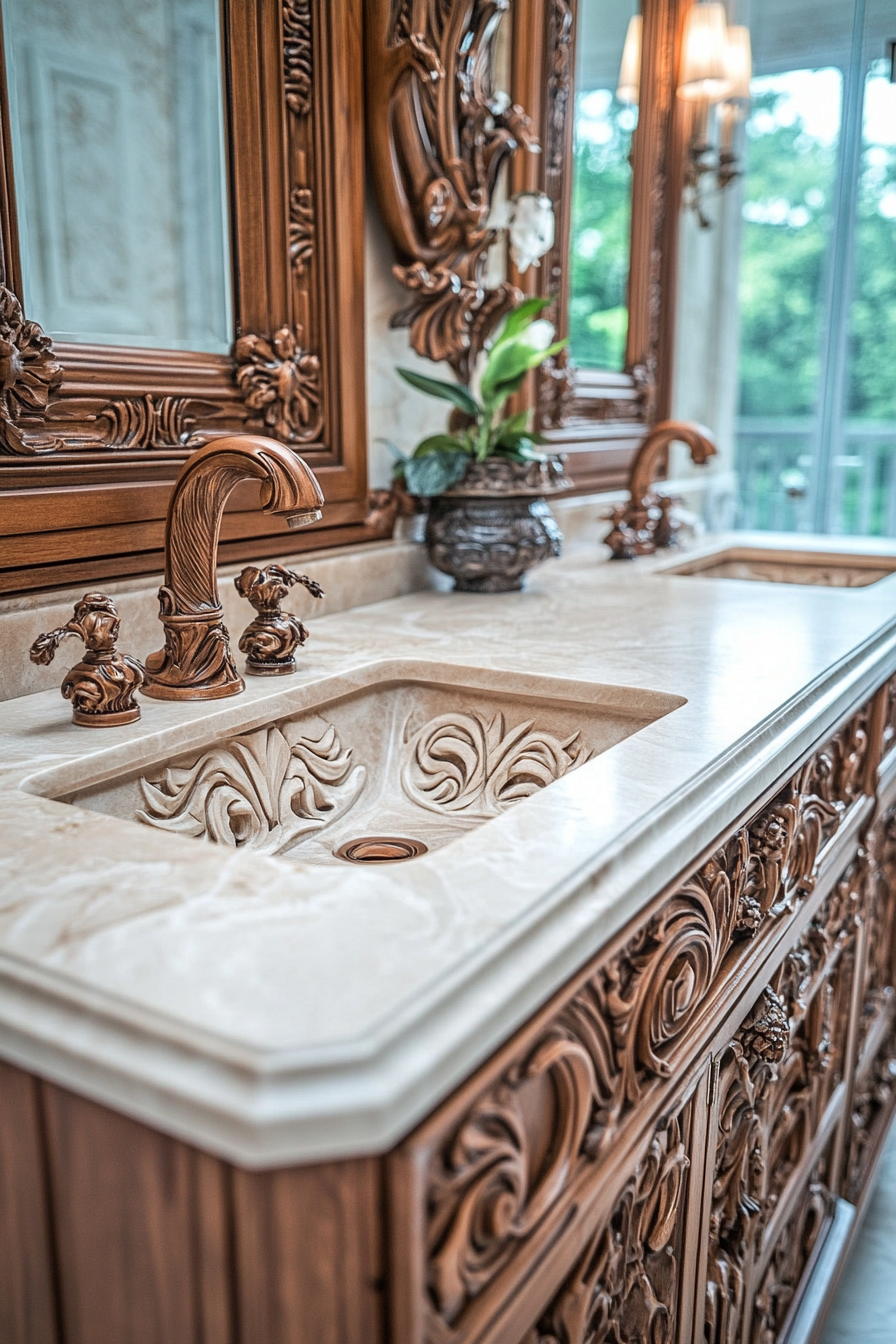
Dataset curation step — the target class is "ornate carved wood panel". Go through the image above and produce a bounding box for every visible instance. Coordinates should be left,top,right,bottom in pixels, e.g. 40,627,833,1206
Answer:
525,1104,694,1344
388,698,876,1344
845,796,896,1201
703,862,861,1344
0,0,380,596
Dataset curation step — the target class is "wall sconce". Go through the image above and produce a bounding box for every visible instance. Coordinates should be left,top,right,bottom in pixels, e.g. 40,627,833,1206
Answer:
617,15,643,106
677,3,752,227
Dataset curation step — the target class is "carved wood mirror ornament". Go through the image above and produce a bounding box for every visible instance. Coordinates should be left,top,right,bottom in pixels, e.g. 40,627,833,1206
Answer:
365,0,540,383
0,0,376,595
367,0,688,494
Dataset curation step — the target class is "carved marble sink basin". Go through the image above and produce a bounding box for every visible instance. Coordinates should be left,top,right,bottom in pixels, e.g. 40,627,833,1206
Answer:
662,546,896,588
48,664,685,866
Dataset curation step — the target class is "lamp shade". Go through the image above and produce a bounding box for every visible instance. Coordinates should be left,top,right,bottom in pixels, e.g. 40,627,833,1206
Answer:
617,15,643,105
678,3,731,102
724,25,753,101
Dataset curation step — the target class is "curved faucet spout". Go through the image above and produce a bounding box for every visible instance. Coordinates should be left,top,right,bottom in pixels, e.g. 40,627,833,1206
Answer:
628,420,717,508
143,435,325,701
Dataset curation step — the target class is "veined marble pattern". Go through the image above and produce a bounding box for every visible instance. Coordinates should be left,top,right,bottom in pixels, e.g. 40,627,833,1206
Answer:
2,533,896,1162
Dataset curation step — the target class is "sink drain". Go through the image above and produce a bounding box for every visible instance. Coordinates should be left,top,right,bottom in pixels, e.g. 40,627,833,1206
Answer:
334,836,428,864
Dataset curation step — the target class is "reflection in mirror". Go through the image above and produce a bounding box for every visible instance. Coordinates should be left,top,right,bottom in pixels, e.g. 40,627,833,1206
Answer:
567,0,639,372
2,0,233,354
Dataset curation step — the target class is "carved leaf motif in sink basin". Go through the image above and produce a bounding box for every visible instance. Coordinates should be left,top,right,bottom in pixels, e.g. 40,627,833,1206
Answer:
403,712,589,819
137,722,364,855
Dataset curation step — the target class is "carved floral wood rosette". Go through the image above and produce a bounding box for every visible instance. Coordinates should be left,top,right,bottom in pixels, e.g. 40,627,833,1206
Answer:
366,0,539,381
389,699,875,1344
0,0,371,595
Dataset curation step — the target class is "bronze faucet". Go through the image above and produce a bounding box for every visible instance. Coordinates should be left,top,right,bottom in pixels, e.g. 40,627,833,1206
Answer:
604,419,717,559
142,435,325,701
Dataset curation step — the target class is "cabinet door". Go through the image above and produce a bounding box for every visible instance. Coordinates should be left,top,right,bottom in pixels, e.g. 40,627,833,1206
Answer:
520,1075,708,1344
846,800,896,1200
700,864,861,1344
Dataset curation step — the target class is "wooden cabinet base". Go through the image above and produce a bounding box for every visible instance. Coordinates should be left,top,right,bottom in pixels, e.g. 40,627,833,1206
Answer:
3,684,896,1344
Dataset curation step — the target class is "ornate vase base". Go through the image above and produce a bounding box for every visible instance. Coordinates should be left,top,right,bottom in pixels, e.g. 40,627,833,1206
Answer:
426,494,563,593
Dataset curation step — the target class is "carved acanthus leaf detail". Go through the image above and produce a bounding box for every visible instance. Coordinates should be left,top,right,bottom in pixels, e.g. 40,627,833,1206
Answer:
402,711,589,820
283,0,312,116
234,326,323,443
0,284,63,455
138,721,364,854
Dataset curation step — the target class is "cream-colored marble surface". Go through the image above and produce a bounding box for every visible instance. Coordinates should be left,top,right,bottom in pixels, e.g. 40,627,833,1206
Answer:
2,531,896,1166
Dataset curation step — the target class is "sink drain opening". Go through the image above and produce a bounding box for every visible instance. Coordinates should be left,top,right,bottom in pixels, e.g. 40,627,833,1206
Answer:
334,836,428,864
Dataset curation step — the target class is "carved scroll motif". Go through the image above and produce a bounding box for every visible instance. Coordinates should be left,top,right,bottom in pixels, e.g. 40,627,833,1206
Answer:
100,394,213,450
416,714,867,1340
527,1112,690,1344
289,186,315,276
234,326,323,444
368,0,537,379
402,712,589,819
428,1030,597,1325
283,0,312,116
0,284,63,455
138,721,364,854
537,0,576,428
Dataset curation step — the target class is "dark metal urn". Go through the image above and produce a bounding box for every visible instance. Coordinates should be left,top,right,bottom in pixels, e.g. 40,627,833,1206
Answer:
425,457,571,593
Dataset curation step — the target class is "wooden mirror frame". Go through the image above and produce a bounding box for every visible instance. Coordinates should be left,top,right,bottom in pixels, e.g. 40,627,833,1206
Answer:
511,0,688,492
0,0,379,597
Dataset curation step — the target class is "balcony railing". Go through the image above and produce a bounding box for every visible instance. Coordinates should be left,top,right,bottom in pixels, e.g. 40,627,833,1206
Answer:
736,419,896,536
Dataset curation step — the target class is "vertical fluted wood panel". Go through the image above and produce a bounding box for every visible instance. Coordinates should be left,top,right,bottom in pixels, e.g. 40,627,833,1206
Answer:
232,1158,384,1344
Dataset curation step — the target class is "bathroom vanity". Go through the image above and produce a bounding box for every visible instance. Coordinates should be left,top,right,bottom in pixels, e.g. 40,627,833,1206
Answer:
2,535,896,1344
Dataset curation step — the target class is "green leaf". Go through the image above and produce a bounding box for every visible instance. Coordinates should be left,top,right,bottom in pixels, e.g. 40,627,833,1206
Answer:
494,410,531,440
396,367,480,417
404,450,469,497
411,433,471,458
489,298,552,349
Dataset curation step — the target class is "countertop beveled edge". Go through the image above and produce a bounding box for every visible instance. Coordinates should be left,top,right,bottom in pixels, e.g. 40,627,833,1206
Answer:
0,611,893,1166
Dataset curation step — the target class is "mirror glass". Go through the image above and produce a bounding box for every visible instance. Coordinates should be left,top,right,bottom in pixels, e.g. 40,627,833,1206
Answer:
2,0,233,354
567,0,639,371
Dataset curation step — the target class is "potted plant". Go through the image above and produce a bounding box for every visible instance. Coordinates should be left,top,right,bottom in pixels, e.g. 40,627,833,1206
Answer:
392,299,572,592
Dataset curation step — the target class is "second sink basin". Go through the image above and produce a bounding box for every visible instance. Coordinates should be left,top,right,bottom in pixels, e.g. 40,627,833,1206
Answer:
43,663,685,866
661,545,896,588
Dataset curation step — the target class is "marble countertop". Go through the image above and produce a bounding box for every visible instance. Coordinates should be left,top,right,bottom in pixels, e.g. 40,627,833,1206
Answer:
2,532,896,1166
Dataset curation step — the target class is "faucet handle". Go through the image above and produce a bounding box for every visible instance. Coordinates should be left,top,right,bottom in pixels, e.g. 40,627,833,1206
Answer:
234,564,324,676
30,592,145,727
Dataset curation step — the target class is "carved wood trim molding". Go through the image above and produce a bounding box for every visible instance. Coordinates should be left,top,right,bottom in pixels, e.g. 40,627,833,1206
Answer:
388,697,876,1344
366,0,538,380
